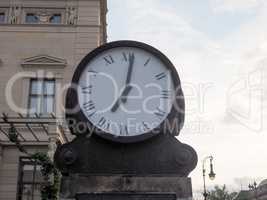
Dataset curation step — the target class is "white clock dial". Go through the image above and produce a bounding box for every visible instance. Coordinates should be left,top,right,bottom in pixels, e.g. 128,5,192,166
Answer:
77,47,175,137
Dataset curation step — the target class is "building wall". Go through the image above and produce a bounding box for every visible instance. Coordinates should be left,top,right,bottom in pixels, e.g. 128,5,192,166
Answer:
0,145,48,200
0,0,107,199
0,0,107,116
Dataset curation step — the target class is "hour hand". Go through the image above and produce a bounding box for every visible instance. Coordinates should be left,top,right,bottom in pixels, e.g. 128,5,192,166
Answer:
111,85,132,112
121,87,132,103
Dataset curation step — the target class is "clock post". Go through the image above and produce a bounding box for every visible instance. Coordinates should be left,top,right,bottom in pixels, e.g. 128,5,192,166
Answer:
55,41,198,200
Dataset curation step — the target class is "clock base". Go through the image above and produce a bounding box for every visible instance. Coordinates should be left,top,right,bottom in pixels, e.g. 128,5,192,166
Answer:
55,133,197,177
59,175,193,200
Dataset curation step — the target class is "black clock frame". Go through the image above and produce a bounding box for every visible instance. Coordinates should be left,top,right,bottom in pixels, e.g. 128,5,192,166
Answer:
65,40,185,143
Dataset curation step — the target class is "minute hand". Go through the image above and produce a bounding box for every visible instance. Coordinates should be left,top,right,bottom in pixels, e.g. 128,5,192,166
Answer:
121,53,135,103
125,53,135,85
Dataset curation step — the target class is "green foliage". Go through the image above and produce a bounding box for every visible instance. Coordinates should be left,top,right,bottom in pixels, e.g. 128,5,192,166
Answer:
207,185,238,200
8,131,18,143
31,152,60,200
8,131,60,200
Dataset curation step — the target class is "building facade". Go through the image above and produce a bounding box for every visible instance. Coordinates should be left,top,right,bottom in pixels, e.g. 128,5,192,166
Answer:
0,0,107,199
235,180,267,200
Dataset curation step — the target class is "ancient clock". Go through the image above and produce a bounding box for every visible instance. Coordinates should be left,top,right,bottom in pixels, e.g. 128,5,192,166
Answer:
66,40,185,143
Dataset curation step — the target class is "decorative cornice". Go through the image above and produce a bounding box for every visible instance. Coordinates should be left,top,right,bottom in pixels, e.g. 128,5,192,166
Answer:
21,54,67,67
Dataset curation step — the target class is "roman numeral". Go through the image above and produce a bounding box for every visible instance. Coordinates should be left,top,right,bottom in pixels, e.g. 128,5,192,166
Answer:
103,55,114,65
122,52,135,62
82,85,93,94
97,117,110,130
125,125,129,136
98,117,107,127
122,52,128,61
161,90,171,99
106,122,111,131
87,111,96,118
83,100,95,111
155,72,166,80
142,122,149,131
144,58,151,66
154,107,166,118
119,124,128,136
119,124,123,135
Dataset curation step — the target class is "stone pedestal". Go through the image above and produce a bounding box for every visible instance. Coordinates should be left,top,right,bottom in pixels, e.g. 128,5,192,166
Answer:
55,134,197,200
60,175,193,200
55,134,197,176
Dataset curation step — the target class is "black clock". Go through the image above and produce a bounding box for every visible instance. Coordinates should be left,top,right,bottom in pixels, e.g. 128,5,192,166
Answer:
66,40,185,143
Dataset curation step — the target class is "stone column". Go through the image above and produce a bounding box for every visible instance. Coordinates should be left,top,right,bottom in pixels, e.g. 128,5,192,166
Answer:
47,124,60,161
47,125,61,185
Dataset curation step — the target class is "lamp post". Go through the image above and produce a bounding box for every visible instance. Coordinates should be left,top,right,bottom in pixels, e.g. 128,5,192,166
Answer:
202,156,216,200
248,181,258,200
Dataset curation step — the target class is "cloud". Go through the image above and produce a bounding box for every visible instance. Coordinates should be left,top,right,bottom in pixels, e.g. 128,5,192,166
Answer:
107,0,267,191
109,0,267,134
210,0,263,13
116,1,227,83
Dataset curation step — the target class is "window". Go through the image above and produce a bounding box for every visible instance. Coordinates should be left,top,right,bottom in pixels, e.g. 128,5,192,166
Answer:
23,9,65,25
0,13,5,23
49,14,61,24
28,79,55,115
17,157,44,200
26,13,39,23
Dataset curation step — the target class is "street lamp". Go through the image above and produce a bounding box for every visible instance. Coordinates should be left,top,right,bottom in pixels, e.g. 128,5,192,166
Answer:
202,156,216,200
248,181,258,200
248,181,257,190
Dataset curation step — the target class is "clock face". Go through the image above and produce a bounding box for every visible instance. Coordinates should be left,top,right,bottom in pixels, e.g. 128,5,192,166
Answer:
77,46,175,137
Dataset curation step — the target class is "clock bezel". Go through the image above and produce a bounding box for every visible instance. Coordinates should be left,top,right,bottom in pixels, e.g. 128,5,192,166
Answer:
65,40,185,143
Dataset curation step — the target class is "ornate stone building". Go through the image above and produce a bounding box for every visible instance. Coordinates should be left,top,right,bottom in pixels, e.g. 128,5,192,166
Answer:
235,180,267,200
0,0,107,199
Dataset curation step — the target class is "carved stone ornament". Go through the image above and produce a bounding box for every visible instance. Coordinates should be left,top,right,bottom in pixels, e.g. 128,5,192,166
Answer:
9,5,21,24
66,6,77,25
38,10,50,23
21,55,67,68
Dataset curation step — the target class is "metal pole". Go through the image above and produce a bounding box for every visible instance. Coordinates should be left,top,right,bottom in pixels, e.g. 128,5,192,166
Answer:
203,167,208,200
202,156,214,200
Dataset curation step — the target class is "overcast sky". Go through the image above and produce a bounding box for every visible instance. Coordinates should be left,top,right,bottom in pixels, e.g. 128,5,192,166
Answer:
107,0,267,194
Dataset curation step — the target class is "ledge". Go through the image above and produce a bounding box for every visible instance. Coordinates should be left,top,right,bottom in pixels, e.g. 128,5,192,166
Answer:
60,174,193,200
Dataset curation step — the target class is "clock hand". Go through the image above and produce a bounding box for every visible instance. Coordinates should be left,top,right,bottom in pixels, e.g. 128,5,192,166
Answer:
125,53,135,86
111,85,132,112
121,53,135,103
111,53,135,112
